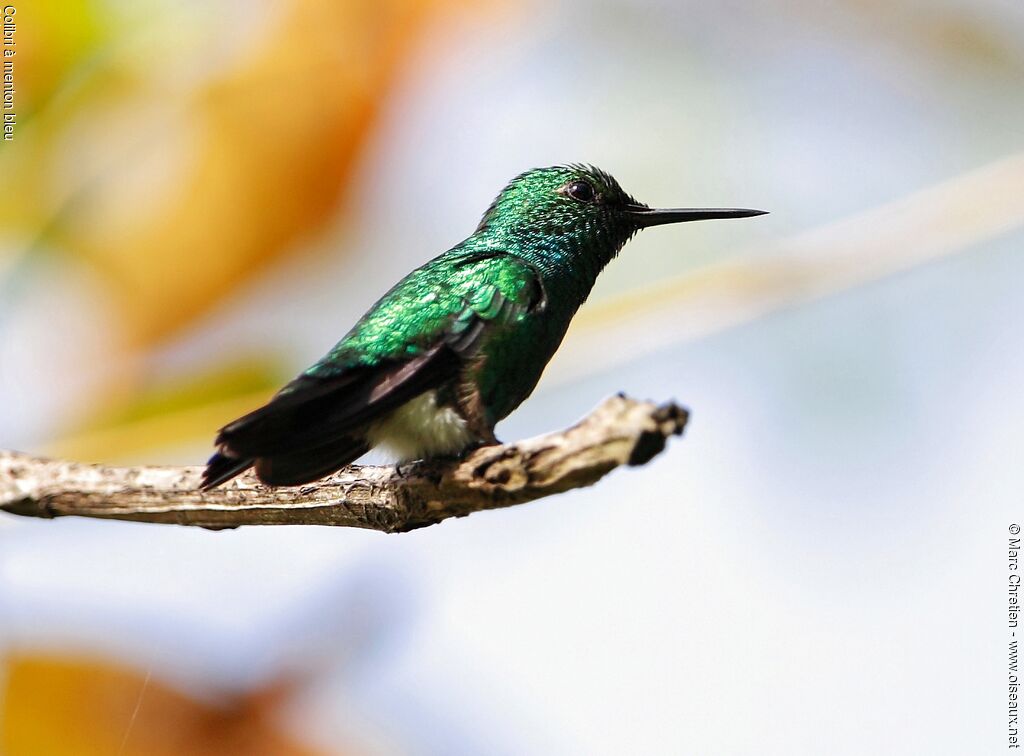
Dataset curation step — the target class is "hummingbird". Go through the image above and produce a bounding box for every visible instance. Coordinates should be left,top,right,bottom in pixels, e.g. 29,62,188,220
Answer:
201,165,765,489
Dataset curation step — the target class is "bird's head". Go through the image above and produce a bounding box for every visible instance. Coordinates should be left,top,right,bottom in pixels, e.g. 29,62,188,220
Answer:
475,164,765,264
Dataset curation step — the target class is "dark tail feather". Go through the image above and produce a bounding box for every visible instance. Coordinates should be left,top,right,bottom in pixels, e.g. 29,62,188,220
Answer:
254,437,369,487
200,452,253,490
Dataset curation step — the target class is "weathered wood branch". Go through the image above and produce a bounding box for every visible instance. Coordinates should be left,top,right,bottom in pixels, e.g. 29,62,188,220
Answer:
0,395,687,532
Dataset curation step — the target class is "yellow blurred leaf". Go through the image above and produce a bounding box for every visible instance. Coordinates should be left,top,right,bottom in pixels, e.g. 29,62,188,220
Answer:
44,357,285,462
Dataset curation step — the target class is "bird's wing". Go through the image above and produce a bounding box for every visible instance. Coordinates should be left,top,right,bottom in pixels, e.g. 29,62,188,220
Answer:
201,253,540,488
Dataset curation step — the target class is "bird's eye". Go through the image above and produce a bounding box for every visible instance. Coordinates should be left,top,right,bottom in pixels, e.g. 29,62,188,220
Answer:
565,180,596,203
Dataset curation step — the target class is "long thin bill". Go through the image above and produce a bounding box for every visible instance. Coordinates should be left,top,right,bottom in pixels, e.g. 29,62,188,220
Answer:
626,205,768,228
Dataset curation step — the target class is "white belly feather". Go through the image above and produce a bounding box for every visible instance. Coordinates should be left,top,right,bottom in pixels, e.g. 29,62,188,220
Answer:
366,390,473,462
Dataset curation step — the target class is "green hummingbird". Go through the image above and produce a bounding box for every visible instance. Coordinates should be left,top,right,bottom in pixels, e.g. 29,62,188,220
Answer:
201,165,765,488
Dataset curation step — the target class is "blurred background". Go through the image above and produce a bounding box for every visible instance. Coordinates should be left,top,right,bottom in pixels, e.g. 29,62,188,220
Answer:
1,0,1022,753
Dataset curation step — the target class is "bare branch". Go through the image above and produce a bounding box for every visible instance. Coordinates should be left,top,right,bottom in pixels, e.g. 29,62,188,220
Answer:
0,395,687,532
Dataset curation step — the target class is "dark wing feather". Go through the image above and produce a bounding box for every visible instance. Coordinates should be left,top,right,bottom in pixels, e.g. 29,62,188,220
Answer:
200,344,458,489
216,343,458,458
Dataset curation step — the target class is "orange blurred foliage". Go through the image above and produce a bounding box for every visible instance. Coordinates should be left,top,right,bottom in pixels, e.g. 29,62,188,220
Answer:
1,0,484,348
72,0,457,346
1,653,330,756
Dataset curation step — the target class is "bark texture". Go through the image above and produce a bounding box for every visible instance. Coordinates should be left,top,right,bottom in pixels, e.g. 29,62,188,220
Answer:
0,395,687,532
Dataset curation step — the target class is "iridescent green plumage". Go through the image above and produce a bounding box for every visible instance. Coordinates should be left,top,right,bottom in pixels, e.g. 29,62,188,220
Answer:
201,165,765,488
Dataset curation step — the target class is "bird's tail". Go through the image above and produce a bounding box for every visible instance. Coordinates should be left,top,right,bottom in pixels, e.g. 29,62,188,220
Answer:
200,435,371,490
199,343,458,489
199,452,253,490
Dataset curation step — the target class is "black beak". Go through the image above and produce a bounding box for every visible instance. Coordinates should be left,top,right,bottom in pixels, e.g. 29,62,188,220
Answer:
625,205,768,228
